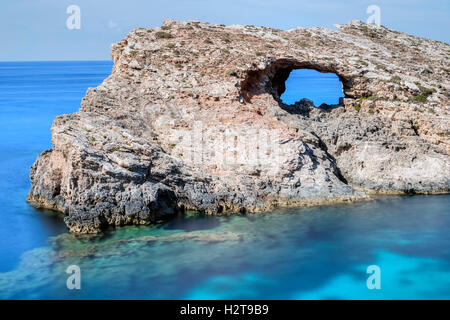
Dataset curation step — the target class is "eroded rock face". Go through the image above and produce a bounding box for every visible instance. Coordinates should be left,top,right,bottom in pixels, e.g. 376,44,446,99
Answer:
28,20,450,233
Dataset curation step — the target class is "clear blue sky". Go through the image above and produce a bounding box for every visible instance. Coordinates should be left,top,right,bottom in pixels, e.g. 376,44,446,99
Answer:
1,0,448,61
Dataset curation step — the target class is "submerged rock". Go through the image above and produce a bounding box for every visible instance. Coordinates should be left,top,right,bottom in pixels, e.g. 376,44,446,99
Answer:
28,20,450,233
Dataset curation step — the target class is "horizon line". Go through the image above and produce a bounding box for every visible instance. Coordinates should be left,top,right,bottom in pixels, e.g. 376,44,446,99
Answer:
0,59,113,63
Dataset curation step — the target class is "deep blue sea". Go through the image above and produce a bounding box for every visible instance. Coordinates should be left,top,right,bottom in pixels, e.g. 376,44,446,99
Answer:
281,69,344,105
0,61,449,299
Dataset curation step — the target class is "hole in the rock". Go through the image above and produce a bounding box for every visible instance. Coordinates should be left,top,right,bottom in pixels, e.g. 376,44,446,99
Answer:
279,69,344,106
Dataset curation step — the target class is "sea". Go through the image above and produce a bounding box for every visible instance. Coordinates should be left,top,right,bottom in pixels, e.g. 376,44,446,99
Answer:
0,61,449,299
281,69,344,105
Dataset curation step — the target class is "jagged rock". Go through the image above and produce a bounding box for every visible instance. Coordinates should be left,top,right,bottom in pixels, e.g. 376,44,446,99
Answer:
296,98,315,112
27,20,450,233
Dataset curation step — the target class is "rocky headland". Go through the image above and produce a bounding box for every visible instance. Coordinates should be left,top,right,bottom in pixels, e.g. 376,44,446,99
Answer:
28,20,450,233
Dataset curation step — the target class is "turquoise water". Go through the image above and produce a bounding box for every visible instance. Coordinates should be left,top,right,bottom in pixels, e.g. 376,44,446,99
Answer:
281,69,344,106
0,61,449,299
0,61,113,273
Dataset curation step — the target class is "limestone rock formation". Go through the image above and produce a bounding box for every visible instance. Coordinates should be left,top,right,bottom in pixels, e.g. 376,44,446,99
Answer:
28,20,450,233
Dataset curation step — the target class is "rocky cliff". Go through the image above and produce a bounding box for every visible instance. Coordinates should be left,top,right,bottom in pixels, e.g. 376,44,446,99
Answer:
28,20,450,233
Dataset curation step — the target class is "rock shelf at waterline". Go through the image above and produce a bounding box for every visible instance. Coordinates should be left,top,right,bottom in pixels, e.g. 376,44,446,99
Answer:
28,20,450,233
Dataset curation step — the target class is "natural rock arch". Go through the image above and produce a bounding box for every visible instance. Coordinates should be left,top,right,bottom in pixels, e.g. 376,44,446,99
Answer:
239,59,353,104
27,20,450,233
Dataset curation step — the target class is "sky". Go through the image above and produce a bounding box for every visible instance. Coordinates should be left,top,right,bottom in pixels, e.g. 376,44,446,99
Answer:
1,0,449,61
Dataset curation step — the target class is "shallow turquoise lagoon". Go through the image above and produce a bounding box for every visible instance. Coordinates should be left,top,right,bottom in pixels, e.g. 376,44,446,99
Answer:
0,62,449,299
